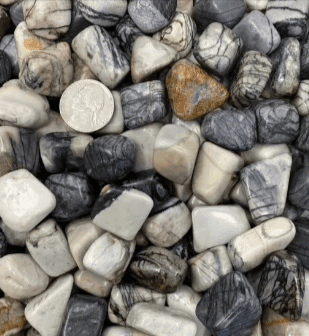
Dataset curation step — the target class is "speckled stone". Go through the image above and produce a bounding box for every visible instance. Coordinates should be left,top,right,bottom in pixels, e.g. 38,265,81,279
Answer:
0,7,10,40
0,34,19,78
166,59,229,120
292,80,309,116
295,115,309,152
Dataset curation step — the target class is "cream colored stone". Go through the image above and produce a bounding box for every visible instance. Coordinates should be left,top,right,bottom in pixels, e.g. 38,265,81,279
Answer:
187,195,208,211
0,220,28,246
173,182,192,202
230,181,248,207
245,0,269,11
72,53,97,82
250,321,262,336
176,0,194,14
102,326,150,336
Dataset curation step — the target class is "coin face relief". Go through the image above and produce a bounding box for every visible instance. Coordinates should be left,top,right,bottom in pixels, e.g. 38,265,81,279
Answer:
60,79,115,133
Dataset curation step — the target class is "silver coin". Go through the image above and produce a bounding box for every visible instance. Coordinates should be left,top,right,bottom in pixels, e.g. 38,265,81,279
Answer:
60,79,114,133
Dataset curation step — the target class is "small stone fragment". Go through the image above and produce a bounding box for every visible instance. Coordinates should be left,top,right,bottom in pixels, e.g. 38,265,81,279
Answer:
187,195,208,211
0,220,28,246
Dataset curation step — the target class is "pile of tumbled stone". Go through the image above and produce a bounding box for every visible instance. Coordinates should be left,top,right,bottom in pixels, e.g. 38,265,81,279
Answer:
1,0,309,335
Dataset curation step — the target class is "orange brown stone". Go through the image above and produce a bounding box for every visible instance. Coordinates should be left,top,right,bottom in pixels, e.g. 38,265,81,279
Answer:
165,59,229,120
24,38,43,51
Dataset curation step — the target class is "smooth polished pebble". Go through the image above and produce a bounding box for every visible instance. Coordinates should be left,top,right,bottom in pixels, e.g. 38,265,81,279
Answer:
102,326,150,336
91,185,153,241
0,254,49,300
0,220,28,246
127,303,197,336
245,0,269,10
233,10,280,55
128,246,188,293
295,115,309,152
83,232,135,284
250,321,263,336
192,142,244,205
72,53,97,82
25,274,73,336
0,34,19,77
228,217,296,272
192,205,250,253
108,284,166,325
26,219,77,277
173,182,192,202
187,195,208,211
292,80,309,116
189,245,233,292
230,181,248,207
301,34,309,80
0,7,10,40
177,0,193,13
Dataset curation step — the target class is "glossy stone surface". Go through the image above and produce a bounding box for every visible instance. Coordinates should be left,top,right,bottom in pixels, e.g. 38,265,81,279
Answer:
71,53,97,82
0,34,19,78
102,326,150,336
0,7,10,40
196,271,262,336
245,0,269,10
59,294,107,336
301,34,309,80
292,80,309,116
0,50,11,87
0,220,28,247
230,181,248,207
201,108,257,151
128,0,177,34
228,217,296,272
187,195,208,211
233,10,280,55
128,246,188,293
166,59,229,120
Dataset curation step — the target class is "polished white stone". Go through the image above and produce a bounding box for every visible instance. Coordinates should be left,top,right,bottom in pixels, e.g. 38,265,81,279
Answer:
102,326,150,336
187,195,208,211
173,182,192,202
0,219,28,246
230,181,249,207
292,80,309,116
176,0,193,14
72,52,98,82
250,321,262,336
245,0,269,10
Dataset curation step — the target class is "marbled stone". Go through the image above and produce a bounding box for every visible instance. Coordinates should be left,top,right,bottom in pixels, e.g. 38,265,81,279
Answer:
25,274,73,336
59,294,107,336
192,142,244,205
168,230,195,261
228,217,296,272
194,22,242,77
83,232,135,284
172,115,205,146
26,219,77,277
245,0,269,11
192,205,250,253
153,124,199,185
166,59,229,120
0,34,19,77
295,115,309,152
192,0,246,33
77,0,127,27
230,181,248,207
102,327,150,336
0,50,11,87
0,220,28,246
72,26,130,89
196,271,262,336
230,51,273,107
83,135,136,182
257,250,305,321
189,245,233,292
153,11,196,58
0,254,49,300
127,303,197,336
108,284,166,325
0,7,10,40
128,0,177,34
91,185,153,241
45,172,95,223
10,0,24,27
241,143,290,164
128,246,188,293
23,0,71,40
71,53,97,82
292,80,309,116
233,10,280,55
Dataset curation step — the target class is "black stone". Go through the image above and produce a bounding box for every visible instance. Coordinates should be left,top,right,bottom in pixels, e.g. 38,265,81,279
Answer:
0,230,7,258
45,172,95,222
59,294,107,336
168,229,195,261
0,50,11,86
84,135,136,182
295,115,309,152
196,271,262,336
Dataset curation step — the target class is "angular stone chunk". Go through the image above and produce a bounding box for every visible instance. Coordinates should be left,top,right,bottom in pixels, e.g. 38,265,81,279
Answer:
142,197,191,248
241,144,290,165
189,246,233,292
0,169,56,232
108,284,166,325
241,153,292,223
228,217,296,272
153,124,199,185
233,10,280,55
166,59,229,120
0,34,19,78
196,271,262,336
0,7,10,40
292,80,309,116
0,254,49,300
25,274,73,336
72,26,130,89
192,205,250,253
127,303,197,336
295,115,309,152
91,185,153,241
230,51,272,108
192,142,244,205
128,246,188,293
257,250,305,320
83,232,135,284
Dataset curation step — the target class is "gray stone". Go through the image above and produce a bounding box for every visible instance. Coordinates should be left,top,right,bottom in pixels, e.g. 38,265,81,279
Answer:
0,35,19,78
295,115,309,152
9,0,24,27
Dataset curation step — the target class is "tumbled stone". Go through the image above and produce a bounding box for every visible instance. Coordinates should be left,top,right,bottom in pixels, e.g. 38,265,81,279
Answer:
245,0,269,11
196,271,262,336
102,326,150,336
71,53,97,82
0,34,19,77
295,115,309,152
173,182,192,202
0,7,10,40
228,217,296,272
0,220,28,246
128,246,188,293
241,143,290,164
168,230,195,261
301,34,309,80
292,80,309,116
187,195,208,211
166,59,229,120
230,181,248,207
172,115,205,146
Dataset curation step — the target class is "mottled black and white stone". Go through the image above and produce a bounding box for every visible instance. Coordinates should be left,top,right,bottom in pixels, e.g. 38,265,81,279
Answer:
59,294,107,336
240,153,292,223
39,132,93,174
292,80,309,116
0,35,19,78
168,230,195,261
121,81,167,129
83,135,136,182
45,172,95,222
9,0,24,27
0,50,10,87
128,246,188,293
192,0,246,33
252,99,299,144
230,51,273,108
266,0,309,40
196,271,262,336
295,115,309,152
128,0,177,34
301,34,309,80
233,10,281,55
194,22,242,77
201,108,257,151
257,250,305,321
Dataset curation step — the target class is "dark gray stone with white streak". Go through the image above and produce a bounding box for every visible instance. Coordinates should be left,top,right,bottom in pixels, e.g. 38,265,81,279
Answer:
0,35,19,78
300,34,309,80
295,115,309,152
